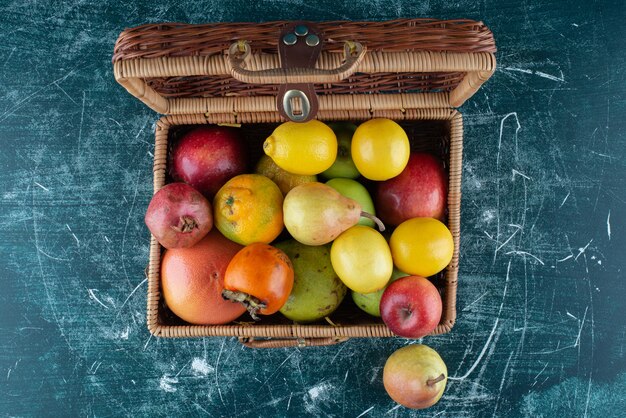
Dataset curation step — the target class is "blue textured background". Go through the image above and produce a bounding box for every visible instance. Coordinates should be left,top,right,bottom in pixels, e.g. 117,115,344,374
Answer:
1,0,625,416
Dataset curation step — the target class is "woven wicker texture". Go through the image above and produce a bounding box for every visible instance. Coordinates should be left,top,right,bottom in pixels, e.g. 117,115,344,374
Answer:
113,19,496,60
146,109,462,342
144,72,467,98
113,19,496,109
113,18,496,346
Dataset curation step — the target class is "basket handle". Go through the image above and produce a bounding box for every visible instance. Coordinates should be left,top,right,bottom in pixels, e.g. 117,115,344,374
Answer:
238,336,349,349
227,40,366,84
228,22,366,122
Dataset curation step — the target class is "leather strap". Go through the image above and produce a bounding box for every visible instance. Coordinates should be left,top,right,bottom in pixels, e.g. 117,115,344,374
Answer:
276,21,323,122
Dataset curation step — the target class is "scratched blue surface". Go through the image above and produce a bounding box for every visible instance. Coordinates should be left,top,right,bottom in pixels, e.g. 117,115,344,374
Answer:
1,0,625,416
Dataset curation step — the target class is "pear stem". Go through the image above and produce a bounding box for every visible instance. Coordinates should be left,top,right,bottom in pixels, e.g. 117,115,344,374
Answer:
360,211,385,232
427,374,446,387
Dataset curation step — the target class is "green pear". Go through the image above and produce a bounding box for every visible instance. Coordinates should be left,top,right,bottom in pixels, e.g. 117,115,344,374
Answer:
352,267,409,317
325,178,376,227
321,123,360,179
283,182,384,246
275,240,347,323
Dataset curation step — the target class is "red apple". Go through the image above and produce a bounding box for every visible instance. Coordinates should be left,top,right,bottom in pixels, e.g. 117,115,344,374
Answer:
375,153,447,226
145,182,213,249
383,344,448,409
170,126,247,198
380,275,442,339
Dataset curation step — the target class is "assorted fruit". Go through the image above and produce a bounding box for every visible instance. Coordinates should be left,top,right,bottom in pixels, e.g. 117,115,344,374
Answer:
145,119,455,410
146,119,452,329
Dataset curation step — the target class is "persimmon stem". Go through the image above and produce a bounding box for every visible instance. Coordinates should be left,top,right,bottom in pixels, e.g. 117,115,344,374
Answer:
427,374,446,387
360,211,385,232
222,289,267,321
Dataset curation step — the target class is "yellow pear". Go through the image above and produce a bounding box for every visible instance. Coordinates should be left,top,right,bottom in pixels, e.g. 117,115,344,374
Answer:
283,182,383,246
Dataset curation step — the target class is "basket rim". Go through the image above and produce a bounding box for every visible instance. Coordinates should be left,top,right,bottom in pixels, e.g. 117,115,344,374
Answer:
146,109,462,339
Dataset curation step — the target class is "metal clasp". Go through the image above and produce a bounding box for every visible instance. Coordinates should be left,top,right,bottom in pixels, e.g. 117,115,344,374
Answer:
282,89,311,122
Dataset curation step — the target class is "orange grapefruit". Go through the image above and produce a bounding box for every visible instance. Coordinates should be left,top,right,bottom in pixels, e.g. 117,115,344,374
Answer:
161,229,246,324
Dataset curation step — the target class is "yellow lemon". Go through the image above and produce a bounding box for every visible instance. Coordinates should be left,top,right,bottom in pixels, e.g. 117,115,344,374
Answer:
390,217,454,277
263,120,337,175
351,118,410,180
330,225,393,293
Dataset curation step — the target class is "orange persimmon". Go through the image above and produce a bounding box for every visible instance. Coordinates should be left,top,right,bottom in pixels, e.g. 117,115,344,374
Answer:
222,243,294,320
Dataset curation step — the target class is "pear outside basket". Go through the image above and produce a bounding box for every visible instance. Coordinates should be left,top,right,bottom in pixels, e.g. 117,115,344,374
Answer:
112,19,496,348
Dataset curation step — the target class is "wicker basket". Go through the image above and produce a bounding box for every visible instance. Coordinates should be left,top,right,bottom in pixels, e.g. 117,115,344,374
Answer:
113,19,496,348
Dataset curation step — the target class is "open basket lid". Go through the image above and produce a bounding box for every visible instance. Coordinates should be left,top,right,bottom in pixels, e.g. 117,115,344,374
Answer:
113,19,496,122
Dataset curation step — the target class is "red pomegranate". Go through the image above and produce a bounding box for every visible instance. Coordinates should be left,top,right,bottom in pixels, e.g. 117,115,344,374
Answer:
144,182,213,249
